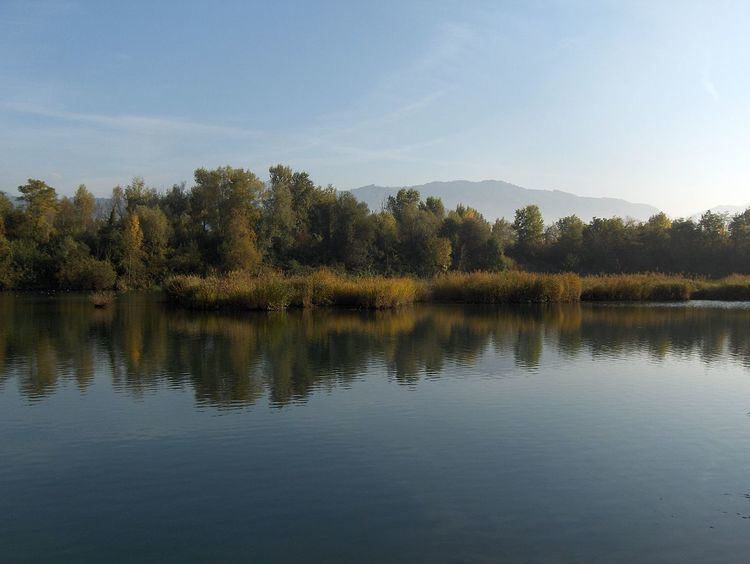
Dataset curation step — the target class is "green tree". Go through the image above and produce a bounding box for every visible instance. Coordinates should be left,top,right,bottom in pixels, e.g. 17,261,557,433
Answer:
55,197,78,237
456,211,492,271
263,165,297,265
304,186,338,265
729,208,750,271
373,212,398,273
550,215,584,271
441,206,505,272
422,196,445,220
56,237,116,290
387,189,451,276
386,188,421,222
331,192,374,271
512,205,544,264
18,179,58,243
7,239,53,289
111,185,126,222
491,218,516,251
638,213,672,271
124,177,158,212
697,211,729,275
669,218,699,274
0,191,13,220
0,213,11,288
192,166,263,266
162,183,202,274
582,217,636,273
133,205,171,281
192,166,263,233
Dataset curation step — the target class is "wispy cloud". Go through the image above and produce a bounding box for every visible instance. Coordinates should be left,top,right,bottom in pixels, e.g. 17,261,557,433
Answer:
701,72,719,102
0,100,262,137
268,22,480,170
0,0,80,30
700,56,720,102
0,17,483,191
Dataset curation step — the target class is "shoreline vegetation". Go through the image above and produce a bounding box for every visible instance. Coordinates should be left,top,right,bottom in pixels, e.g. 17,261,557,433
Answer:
4,166,750,297
164,270,750,310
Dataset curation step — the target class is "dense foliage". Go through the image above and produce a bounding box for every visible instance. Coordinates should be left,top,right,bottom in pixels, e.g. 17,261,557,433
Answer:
1,164,749,290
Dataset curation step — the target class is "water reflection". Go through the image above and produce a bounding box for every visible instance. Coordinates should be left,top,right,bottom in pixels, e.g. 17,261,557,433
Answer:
2,294,750,407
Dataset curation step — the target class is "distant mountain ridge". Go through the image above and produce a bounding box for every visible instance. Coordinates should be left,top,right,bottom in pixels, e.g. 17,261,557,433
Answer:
349,180,660,223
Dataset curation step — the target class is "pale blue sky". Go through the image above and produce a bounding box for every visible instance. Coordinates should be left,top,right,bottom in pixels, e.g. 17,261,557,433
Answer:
1,0,748,216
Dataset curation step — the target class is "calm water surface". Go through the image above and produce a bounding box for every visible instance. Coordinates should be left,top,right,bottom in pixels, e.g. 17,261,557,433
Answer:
3,294,750,562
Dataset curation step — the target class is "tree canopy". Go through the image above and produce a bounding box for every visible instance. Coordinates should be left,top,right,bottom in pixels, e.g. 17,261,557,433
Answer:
0,166,747,290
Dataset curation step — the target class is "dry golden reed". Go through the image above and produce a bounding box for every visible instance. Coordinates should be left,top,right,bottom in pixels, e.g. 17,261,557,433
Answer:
430,271,581,304
164,270,420,310
165,271,750,310
580,274,694,301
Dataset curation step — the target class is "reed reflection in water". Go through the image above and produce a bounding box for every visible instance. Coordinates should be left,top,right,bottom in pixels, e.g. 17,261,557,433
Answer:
7,294,750,562
2,294,750,408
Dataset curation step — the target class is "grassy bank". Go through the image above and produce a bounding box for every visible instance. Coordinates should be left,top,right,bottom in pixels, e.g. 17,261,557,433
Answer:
164,271,750,311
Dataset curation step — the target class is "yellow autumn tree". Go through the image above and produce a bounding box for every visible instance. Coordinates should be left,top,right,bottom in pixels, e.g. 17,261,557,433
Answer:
121,213,145,288
221,209,262,273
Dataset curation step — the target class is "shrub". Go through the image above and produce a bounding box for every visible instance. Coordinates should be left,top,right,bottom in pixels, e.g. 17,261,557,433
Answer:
71,257,117,291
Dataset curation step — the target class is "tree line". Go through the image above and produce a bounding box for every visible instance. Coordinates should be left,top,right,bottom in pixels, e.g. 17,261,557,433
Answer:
0,164,748,290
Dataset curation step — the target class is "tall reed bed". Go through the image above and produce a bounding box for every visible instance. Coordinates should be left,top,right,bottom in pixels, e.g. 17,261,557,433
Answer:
164,270,420,310
692,274,750,300
165,271,750,311
581,274,694,301
164,271,294,310
430,271,582,303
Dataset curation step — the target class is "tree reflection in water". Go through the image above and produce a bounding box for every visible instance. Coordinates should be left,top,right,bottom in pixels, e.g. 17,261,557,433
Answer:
2,293,750,407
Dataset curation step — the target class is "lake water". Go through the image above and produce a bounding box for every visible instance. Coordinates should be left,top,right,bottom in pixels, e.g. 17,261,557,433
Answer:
3,294,750,562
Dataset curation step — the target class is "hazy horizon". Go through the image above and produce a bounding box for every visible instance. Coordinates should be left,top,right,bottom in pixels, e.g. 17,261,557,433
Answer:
2,1,749,216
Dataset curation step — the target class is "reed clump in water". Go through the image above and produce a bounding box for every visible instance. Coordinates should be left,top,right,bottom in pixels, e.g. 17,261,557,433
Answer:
89,291,115,308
